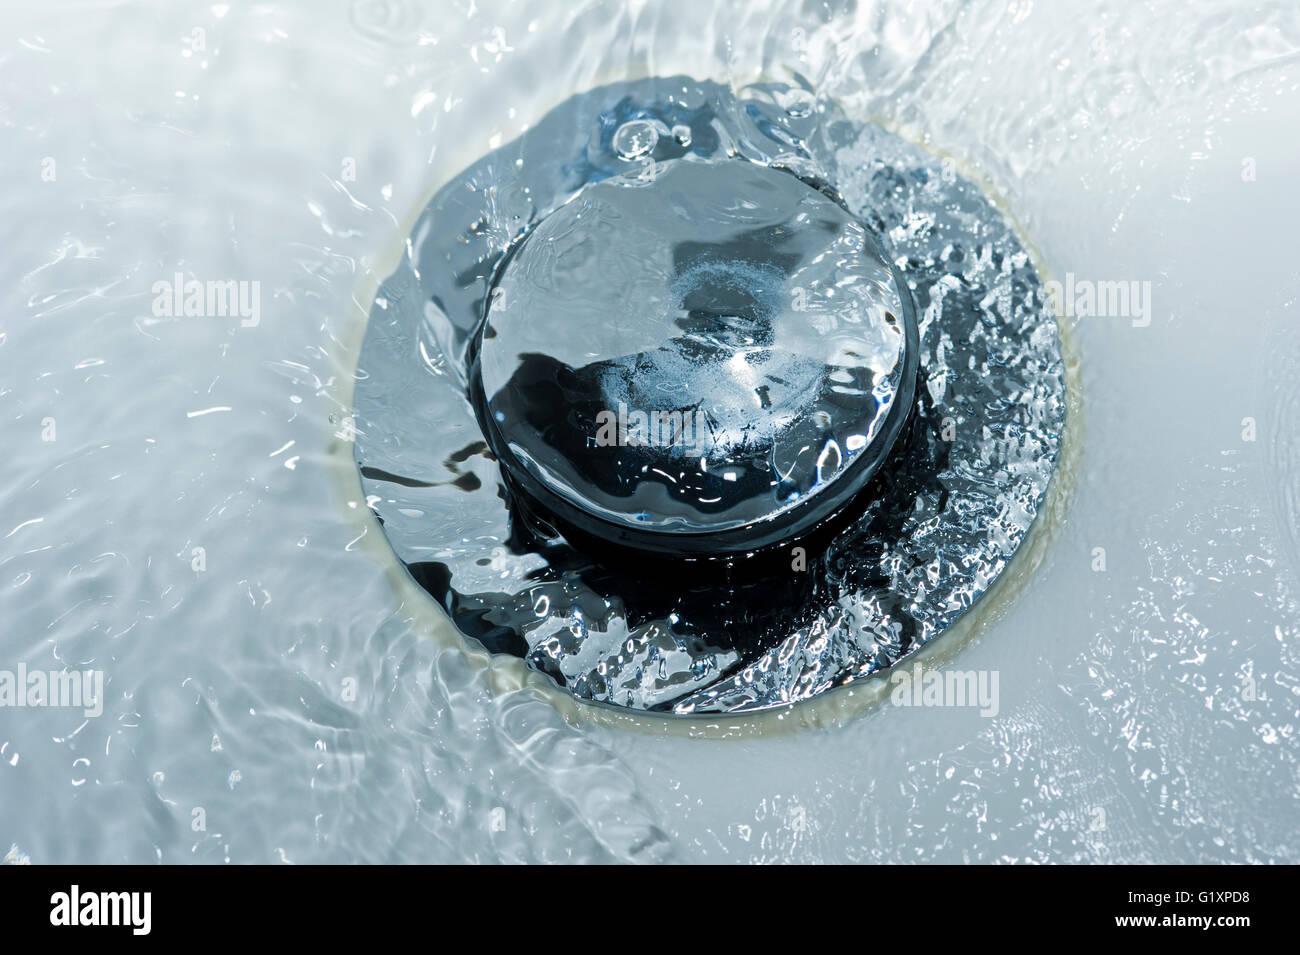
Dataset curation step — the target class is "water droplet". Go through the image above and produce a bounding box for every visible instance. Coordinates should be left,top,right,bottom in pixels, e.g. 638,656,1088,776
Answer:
612,119,661,160
671,124,692,147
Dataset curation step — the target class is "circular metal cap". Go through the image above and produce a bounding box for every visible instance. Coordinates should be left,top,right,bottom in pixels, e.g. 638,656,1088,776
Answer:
472,157,918,558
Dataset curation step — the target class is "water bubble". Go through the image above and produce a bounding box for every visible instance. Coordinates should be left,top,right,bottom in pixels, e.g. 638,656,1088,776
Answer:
612,118,662,160
671,124,692,147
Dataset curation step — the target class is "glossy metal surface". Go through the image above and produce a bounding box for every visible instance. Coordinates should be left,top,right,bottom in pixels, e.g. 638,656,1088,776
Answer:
353,77,1066,713
474,157,917,555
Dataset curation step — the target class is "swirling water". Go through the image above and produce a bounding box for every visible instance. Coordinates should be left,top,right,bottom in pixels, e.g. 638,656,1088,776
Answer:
2,0,1299,862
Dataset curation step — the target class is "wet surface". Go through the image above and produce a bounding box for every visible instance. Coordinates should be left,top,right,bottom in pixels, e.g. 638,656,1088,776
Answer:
1,0,1298,863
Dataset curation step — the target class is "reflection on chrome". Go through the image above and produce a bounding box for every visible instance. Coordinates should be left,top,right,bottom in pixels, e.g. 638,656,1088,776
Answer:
353,77,1065,714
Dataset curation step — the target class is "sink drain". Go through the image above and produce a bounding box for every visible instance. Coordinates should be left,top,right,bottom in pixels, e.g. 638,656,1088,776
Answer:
352,76,1065,715
472,156,918,561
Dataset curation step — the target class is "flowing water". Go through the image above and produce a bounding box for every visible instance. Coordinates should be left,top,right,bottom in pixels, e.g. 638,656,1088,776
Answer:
2,0,1298,863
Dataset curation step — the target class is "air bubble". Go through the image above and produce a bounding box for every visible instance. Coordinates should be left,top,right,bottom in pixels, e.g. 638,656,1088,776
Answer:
612,119,662,159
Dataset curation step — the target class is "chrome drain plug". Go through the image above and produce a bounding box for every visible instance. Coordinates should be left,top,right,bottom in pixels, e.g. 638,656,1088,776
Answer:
353,77,1065,715
472,157,918,562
